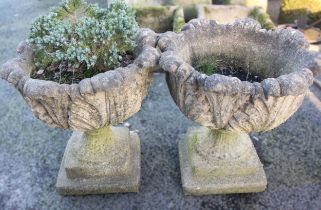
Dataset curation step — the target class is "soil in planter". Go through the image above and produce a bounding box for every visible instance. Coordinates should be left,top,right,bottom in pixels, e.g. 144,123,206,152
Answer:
31,53,135,85
195,57,263,83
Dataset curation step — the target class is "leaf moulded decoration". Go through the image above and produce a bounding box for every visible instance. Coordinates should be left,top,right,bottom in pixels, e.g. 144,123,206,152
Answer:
0,29,160,131
158,18,315,133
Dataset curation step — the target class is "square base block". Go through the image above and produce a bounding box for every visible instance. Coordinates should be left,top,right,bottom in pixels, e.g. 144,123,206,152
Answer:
56,127,140,195
179,127,267,195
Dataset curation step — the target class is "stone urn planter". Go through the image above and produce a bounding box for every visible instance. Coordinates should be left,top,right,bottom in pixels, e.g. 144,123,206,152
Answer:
134,5,186,73
0,28,160,195
158,19,314,195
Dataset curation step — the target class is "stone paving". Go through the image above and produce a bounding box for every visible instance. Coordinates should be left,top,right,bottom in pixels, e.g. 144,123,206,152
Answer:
0,0,321,209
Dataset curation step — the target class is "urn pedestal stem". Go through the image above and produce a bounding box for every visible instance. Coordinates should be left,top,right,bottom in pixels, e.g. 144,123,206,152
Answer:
179,127,267,195
56,126,141,195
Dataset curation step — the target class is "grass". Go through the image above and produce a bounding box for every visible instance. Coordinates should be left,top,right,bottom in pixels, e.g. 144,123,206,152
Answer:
194,56,263,82
195,56,218,75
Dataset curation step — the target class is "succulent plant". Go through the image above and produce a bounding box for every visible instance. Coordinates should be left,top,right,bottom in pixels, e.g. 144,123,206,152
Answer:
28,0,138,83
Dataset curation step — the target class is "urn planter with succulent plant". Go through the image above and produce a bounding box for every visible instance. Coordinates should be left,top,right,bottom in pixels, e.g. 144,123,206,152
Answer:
0,0,160,195
158,19,314,195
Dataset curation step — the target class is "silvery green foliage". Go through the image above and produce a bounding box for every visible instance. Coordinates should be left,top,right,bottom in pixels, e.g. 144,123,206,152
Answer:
28,0,138,71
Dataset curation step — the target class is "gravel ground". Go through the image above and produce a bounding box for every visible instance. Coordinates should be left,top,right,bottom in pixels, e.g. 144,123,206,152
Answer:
0,0,321,209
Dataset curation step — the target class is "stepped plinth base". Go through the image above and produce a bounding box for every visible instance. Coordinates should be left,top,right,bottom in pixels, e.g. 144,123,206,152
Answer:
179,127,267,195
56,126,140,195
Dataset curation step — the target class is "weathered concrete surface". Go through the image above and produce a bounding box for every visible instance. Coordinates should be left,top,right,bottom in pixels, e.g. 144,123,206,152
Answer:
179,127,267,195
56,127,141,195
0,0,321,209
0,30,158,132
159,19,314,132
159,18,314,195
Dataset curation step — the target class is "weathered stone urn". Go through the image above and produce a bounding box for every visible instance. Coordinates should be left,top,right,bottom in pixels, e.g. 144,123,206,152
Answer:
158,19,314,195
0,28,160,195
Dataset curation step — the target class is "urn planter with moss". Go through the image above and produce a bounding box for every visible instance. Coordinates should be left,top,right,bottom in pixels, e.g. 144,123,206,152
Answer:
158,19,314,195
0,0,160,195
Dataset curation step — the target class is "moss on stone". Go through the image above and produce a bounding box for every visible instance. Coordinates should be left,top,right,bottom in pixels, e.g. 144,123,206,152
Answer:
279,0,321,24
187,133,198,155
173,7,185,33
249,7,275,30
84,126,114,155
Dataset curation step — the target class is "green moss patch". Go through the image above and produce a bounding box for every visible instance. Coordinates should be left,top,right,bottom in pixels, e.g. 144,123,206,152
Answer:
249,7,275,30
173,7,186,33
194,56,263,82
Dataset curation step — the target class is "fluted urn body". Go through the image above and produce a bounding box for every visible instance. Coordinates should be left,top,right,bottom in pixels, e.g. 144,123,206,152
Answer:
0,28,160,195
158,19,314,195
0,29,159,132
